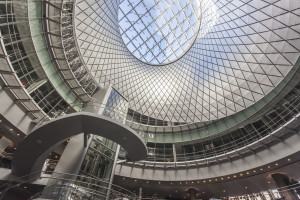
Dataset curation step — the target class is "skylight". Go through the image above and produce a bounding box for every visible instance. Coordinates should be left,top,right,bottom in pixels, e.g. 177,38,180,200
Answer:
118,0,201,65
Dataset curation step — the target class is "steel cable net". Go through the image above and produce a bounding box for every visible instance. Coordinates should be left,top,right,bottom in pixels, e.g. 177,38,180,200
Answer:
74,0,300,124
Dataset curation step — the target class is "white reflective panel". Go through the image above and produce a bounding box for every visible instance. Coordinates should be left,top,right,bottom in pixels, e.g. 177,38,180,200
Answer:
75,0,300,123
118,0,201,65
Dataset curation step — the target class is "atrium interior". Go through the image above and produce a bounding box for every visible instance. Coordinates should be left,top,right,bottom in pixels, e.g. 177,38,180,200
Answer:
0,0,300,199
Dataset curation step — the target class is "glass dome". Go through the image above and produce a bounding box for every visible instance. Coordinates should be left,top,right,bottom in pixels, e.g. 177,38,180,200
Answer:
118,0,201,65
74,0,299,123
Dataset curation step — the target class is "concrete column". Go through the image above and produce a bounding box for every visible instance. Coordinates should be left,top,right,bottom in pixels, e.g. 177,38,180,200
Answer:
172,143,177,162
138,187,142,200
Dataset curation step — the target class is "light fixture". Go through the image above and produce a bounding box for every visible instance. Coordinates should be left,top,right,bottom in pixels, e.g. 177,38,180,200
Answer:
287,158,291,161
268,165,271,168
246,172,250,175
260,168,263,171
275,163,278,166
9,128,13,131
134,179,137,182
17,133,20,136
158,182,160,184
122,177,125,180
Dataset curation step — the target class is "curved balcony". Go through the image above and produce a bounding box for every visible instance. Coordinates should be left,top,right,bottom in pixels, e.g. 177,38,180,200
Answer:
0,0,81,118
119,76,300,168
43,0,100,103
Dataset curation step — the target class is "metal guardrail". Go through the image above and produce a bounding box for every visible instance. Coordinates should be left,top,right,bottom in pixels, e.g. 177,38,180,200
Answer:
0,171,137,200
0,150,13,160
225,182,300,200
124,83,300,166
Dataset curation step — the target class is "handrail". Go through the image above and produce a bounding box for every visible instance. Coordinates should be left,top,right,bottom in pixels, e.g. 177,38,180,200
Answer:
29,184,109,200
128,86,300,165
0,170,136,200
0,170,134,195
0,150,13,160
226,182,300,200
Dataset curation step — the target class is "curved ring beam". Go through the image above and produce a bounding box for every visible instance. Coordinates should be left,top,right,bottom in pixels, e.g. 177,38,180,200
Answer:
11,112,147,177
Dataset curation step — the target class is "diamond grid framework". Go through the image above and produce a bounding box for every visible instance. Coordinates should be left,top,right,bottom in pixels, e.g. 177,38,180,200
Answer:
118,0,202,65
75,0,300,123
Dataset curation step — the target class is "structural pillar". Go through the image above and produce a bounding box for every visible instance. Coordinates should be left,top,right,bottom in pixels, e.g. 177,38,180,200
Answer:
139,187,143,200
